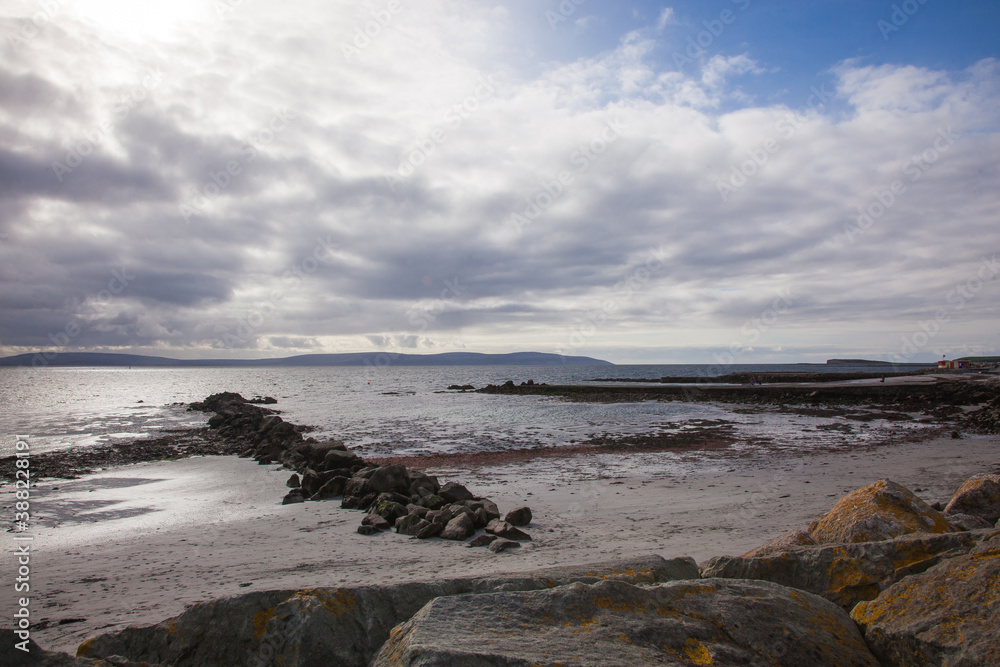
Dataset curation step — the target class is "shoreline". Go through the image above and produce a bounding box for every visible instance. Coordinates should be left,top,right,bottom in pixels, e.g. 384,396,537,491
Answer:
5,432,998,655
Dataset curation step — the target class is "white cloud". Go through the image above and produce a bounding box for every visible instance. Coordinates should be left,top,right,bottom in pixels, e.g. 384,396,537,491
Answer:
0,2,998,362
656,7,677,32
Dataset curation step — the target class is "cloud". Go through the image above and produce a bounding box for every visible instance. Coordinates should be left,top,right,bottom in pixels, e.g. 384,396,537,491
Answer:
655,7,677,32
0,3,997,363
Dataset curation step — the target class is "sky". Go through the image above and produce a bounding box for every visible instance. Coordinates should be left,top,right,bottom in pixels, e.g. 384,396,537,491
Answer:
1,0,999,365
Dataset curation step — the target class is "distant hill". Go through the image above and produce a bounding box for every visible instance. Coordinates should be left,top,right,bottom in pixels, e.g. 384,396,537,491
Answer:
0,351,613,368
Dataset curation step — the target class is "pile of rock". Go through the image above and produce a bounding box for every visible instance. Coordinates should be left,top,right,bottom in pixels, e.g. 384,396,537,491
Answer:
192,393,533,549
702,474,1000,664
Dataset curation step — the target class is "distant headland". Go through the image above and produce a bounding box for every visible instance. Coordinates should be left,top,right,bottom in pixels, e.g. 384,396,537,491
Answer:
0,351,613,368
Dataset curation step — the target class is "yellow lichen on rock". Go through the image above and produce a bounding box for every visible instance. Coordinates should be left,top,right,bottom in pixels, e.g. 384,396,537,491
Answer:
945,473,1000,524
810,479,955,544
76,637,94,657
852,546,1000,665
684,637,713,665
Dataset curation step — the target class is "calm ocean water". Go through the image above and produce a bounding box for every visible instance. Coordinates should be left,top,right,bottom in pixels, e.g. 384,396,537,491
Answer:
0,364,933,458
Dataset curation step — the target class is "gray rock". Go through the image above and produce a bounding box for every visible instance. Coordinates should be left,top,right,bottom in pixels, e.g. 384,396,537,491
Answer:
486,519,531,541
438,482,474,503
79,556,698,667
281,489,304,505
368,465,410,495
369,500,408,524
944,473,1000,524
395,514,428,536
504,506,532,526
701,531,982,610
322,448,361,472
285,473,301,488
947,512,993,531
311,475,348,500
415,521,444,540
852,532,1000,665
416,494,445,510
357,525,380,536
488,539,520,553
361,515,391,531
258,414,283,434
472,507,489,529
372,579,877,666
481,498,501,521
440,514,475,541
468,534,497,548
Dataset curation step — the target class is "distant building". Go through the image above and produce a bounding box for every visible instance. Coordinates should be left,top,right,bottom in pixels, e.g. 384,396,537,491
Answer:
938,359,972,369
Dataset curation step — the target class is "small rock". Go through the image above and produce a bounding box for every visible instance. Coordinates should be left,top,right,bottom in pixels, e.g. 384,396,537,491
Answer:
286,473,301,489
439,482,474,503
486,519,532,541
504,506,533,526
357,525,380,536
468,534,498,548
281,490,304,505
489,539,521,553
416,521,445,539
396,514,428,536
441,514,475,541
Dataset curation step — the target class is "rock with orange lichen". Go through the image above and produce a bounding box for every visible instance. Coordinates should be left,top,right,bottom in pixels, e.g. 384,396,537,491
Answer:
740,528,817,559
851,531,1000,666
371,578,878,666
809,479,956,544
76,555,697,667
944,473,1000,524
701,531,983,610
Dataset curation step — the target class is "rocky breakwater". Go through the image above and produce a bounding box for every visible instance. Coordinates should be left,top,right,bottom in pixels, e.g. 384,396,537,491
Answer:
702,474,1000,665
191,392,535,550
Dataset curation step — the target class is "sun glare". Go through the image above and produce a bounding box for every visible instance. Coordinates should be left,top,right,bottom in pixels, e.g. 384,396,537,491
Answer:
68,0,213,42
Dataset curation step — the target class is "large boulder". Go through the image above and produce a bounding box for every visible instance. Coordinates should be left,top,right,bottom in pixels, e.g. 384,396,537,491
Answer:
741,528,816,558
438,482,474,503
701,531,981,610
367,465,410,495
372,579,877,666
809,479,956,544
78,556,698,667
851,532,1000,666
944,473,1000,524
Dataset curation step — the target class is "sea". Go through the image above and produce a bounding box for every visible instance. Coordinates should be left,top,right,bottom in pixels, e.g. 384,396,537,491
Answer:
0,364,938,461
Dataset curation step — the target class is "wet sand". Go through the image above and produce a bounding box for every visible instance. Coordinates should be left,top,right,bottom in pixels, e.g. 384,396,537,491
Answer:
4,432,997,655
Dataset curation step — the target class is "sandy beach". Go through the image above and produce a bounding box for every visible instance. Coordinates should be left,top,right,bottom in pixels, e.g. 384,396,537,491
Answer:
4,429,997,655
